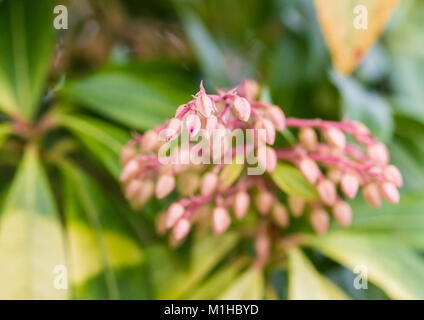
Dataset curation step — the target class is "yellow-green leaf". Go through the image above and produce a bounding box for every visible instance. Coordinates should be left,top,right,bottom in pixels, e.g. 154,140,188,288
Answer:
314,0,400,74
218,161,244,190
217,268,265,300
0,145,68,299
288,247,349,300
304,232,424,299
270,163,318,200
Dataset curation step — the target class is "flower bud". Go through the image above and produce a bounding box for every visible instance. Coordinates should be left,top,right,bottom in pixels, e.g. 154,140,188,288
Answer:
288,195,305,217
185,114,201,138
309,208,330,234
255,228,270,262
172,218,191,241
175,104,187,118
256,118,275,145
383,165,403,187
201,172,218,196
165,118,182,141
140,130,158,153
255,191,274,215
212,207,231,235
120,145,135,165
233,191,250,219
363,183,381,208
120,159,139,182
237,79,260,102
195,92,215,118
381,182,400,204
272,203,289,228
155,211,167,235
341,173,359,199
258,146,277,173
332,201,352,227
317,179,337,206
299,127,317,151
367,143,389,165
155,174,176,199
299,158,320,184
352,121,370,135
324,127,346,149
166,202,185,229
124,179,143,199
205,115,218,138
265,106,286,131
327,167,343,183
232,97,251,122
132,179,154,208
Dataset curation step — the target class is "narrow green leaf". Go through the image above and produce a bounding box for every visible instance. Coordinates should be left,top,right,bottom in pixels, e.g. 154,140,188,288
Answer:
217,268,265,300
0,0,53,119
61,72,178,130
305,232,424,299
288,247,349,300
219,161,244,190
62,162,150,299
270,162,319,200
0,123,11,148
0,145,68,299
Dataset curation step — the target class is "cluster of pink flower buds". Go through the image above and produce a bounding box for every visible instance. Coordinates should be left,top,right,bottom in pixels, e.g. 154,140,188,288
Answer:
120,79,402,252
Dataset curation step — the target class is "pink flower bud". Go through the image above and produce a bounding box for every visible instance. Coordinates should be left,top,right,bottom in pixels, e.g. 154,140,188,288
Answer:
265,106,286,131
256,118,276,145
381,182,400,204
299,127,317,151
155,174,176,199
120,159,139,182
317,179,337,206
172,218,191,241
255,191,274,215
288,195,305,217
254,229,270,262
363,183,381,208
367,143,389,165
272,203,289,228
132,179,154,208
352,121,370,135
195,92,215,117
120,145,135,165
140,130,158,153
332,201,352,227
165,118,182,141
258,146,277,173
232,97,251,122
327,167,343,183
233,191,250,219
124,179,143,199
341,173,359,199
201,172,218,196
299,158,320,184
237,79,260,102
324,127,346,149
212,207,231,235
166,202,185,229
309,208,330,234
175,104,187,118
185,114,201,138
205,115,218,138
155,212,167,235
383,165,403,187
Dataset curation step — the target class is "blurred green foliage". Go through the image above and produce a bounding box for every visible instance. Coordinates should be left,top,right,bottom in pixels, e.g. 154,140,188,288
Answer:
0,0,423,299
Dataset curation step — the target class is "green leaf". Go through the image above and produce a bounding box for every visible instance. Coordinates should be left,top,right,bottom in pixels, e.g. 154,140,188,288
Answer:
218,161,244,190
304,232,424,299
217,268,265,300
0,145,68,299
62,162,150,299
0,123,11,148
288,247,349,300
0,0,53,119
270,162,319,200
147,233,238,299
61,71,178,130
57,113,130,179
331,72,394,142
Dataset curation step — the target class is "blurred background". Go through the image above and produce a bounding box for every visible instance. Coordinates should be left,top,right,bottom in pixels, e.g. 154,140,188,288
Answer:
0,0,424,299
